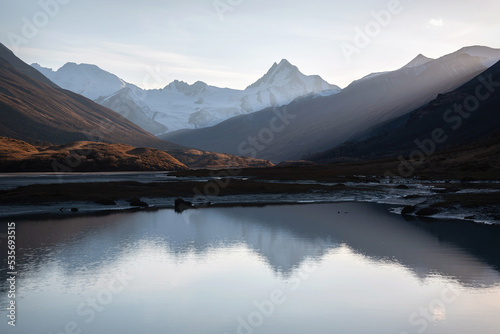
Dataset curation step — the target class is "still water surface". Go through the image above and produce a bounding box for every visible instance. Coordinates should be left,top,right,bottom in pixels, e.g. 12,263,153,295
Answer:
1,203,500,333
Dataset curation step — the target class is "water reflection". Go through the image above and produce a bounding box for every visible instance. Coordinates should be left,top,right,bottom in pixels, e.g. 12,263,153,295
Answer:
1,203,500,334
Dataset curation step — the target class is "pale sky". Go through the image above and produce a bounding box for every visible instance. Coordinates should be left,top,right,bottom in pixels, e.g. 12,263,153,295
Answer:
1,0,499,89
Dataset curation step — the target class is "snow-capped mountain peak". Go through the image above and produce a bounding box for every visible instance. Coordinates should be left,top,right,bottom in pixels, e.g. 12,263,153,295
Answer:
248,59,304,90
262,58,297,74
164,80,209,96
60,62,98,73
269,58,299,74
145,59,341,132
246,59,340,96
31,63,55,77
31,62,130,100
31,59,341,134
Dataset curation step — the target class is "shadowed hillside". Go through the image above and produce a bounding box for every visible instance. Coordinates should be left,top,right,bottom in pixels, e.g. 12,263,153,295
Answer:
310,60,500,166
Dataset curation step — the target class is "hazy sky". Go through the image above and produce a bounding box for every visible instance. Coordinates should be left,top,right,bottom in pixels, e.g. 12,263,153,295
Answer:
1,0,499,89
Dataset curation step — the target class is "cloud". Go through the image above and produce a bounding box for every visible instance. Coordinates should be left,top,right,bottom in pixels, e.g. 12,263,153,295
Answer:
428,18,444,27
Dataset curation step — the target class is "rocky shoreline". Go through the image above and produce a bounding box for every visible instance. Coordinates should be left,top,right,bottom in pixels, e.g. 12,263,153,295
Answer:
1,171,499,225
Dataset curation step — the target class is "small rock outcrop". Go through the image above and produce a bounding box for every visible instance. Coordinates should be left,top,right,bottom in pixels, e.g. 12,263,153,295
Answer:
175,198,193,213
128,197,149,208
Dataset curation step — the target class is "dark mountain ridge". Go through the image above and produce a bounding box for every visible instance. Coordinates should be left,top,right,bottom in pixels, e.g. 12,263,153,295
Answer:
310,60,500,163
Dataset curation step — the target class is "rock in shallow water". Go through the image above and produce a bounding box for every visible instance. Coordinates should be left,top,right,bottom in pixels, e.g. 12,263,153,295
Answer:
128,197,149,207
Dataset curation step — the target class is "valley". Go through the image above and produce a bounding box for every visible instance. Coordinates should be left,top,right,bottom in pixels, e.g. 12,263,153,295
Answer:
1,2,500,333
1,42,499,225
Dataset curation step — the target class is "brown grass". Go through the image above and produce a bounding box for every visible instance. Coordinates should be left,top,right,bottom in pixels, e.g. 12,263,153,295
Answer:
166,148,274,169
0,136,188,172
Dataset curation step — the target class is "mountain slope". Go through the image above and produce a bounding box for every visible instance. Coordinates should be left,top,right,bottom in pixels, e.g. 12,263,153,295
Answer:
0,53,181,150
161,46,500,162
94,86,168,135
33,59,340,134
0,43,58,88
310,60,500,164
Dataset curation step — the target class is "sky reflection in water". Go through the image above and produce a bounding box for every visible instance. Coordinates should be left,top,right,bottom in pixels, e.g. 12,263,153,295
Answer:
1,203,500,334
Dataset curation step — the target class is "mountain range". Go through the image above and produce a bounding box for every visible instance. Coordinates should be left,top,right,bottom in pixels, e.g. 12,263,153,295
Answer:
2,42,500,171
161,46,500,162
0,43,273,170
32,59,340,134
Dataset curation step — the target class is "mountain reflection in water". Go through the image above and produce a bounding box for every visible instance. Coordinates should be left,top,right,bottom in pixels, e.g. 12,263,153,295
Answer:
1,203,499,334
